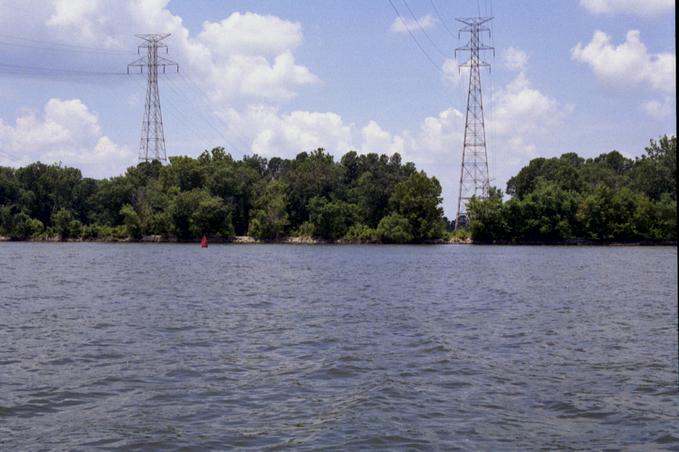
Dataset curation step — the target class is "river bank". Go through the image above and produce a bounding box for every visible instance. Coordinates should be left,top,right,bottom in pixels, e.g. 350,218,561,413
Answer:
2,235,676,246
0,234,471,245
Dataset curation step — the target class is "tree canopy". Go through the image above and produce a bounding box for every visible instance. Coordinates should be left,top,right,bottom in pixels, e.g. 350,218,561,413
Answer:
468,135,677,243
0,148,445,243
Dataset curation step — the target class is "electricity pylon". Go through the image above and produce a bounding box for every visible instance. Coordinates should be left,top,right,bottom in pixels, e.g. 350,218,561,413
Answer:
128,34,178,163
454,17,493,229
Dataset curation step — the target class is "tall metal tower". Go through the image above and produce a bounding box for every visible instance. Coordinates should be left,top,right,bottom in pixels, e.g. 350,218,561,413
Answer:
128,34,178,163
454,17,493,229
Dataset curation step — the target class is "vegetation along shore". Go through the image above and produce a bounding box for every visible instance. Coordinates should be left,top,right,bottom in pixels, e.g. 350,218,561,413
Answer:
0,135,675,245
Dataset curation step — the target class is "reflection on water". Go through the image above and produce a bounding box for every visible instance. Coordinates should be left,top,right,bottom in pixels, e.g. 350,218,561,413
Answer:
1,243,677,449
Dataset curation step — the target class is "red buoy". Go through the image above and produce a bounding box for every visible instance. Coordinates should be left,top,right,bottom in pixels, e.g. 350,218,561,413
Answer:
200,235,208,248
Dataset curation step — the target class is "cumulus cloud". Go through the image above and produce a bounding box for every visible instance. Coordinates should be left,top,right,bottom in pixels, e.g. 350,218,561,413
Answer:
503,47,528,72
198,12,302,57
0,0,567,214
39,0,319,103
579,0,674,16
442,58,464,86
390,14,437,33
0,98,132,177
641,96,675,119
572,30,676,93
212,66,564,214
215,105,353,158
492,73,564,140
361,121,406,155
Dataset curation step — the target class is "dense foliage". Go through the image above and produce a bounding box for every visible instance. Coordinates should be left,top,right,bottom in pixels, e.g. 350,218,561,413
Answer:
0,148,447,243
467,135,677,243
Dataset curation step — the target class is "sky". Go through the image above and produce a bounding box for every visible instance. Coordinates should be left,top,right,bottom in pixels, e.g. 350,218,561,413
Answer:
0,0,675,216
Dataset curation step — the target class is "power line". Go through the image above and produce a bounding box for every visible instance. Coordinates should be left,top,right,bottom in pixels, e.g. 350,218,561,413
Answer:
0,62,127,77
0,33,129,55
387,0,444,74
151,75,225,153
0,149,26,165
400,0,449,59
176,72,253,152
429,0,457,39
162,74,245,153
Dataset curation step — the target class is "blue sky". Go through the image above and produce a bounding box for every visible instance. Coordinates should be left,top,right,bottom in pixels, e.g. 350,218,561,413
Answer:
0,0,675,215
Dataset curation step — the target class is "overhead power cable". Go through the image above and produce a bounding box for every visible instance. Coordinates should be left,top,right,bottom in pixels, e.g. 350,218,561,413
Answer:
0,62,127,77
0,149,23,162
429,0,457,39
400,0,449,58
177,72,253,153
0,33,129,55
161,74,245,153
387,0,445,74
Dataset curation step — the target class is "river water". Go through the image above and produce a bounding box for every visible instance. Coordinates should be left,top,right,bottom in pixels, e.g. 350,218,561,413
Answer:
1,243,677,450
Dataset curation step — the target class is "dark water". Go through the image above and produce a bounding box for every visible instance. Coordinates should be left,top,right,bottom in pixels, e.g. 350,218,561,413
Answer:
1,243,677,450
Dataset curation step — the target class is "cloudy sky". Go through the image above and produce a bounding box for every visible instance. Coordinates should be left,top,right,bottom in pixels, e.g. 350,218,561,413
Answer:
0,0,675,215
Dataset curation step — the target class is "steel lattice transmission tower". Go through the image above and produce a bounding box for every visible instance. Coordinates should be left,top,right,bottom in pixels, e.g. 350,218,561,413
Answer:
128,34,178,163
454,17,494,229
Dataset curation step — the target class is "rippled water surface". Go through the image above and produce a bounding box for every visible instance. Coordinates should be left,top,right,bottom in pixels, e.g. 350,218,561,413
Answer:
1,243,677,450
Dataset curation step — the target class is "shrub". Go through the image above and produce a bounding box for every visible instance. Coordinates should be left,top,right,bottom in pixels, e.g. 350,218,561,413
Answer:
295,221,315,238
343,224,377,243
376,214,413,243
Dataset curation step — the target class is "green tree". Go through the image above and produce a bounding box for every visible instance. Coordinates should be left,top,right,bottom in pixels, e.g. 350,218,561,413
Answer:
120,204,142,239
8,212,43,240
514,181,578,242
90,176,134,226
343,224,377,243
160,156,206,192
390,171,445,241
467,187,508,242
283,149,342,228
576,186,641,241
376,214,413,243
307,196,360,240
51,208,81,240
169,189,233,240
193,195,234,238
630,135,677,200
248,181,289,240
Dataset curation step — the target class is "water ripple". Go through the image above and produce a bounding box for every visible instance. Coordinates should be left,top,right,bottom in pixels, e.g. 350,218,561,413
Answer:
0,243,676,449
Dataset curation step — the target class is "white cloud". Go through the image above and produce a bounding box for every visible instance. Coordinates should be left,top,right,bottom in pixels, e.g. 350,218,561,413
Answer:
572,30,676,93
218,105,353,158
580,0,674,16
361,120,406,155
442,58,463,86
0,0,568,215
38,1,319,103
47,0,102,43
503,47,528,72
642,96,675,119
390,14,437,33
0,99,132,177
492,72,564,139
197,12,302,57
0,1,326,172
211,67,565,214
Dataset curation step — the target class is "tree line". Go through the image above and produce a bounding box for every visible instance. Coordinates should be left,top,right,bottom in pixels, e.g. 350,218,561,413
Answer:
0,148,448,242
1,136,675,244
467,135,676,243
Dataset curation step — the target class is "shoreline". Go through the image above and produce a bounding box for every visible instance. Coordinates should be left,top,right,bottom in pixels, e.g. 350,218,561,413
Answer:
1,235,675,246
